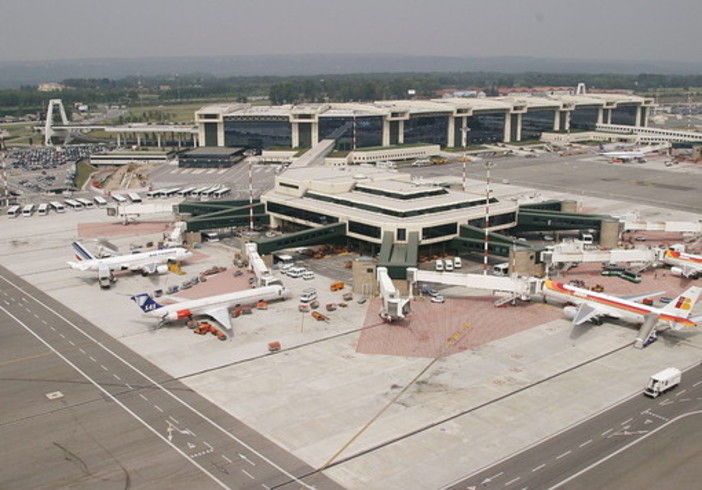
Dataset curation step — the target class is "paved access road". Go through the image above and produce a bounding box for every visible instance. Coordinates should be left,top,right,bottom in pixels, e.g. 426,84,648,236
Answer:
0,265,341,490
447,362,702,490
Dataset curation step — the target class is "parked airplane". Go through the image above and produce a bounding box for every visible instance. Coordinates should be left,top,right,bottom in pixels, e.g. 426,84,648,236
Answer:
542,280,701,343
663,247,702,279
131,284,290,331
599,150,647,163
68,241,192,275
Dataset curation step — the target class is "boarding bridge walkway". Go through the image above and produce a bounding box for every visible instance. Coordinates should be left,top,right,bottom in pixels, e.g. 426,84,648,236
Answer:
254,222,346,255
541,240,659,268
287,139,336,169
622,219,702,233
407,268,540,302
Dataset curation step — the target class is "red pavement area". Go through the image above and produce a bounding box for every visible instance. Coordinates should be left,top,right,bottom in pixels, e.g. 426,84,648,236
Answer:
356,296,562,359
77,221,173,238
174,267,254,300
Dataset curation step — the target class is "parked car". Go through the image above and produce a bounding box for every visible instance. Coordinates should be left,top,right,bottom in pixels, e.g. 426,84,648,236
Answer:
430,295,445,303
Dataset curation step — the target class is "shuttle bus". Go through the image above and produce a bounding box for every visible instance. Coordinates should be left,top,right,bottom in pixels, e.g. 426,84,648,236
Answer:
50,201,66,213
199,186,219,198
163,187,181,197
37,203,50,216
7,205,21,218
93,195,108,208
64,199,84,210
112,194,127,204
212,187,231,198
22,204,36,217
127,192,142,203
76,197,94,209
176,187,195,197
146,189,163,199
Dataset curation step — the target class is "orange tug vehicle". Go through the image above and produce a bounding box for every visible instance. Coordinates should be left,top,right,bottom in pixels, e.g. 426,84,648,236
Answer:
192,321,227,341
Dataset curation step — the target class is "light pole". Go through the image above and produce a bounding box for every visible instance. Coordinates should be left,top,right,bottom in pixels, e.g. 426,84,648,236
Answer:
483,161,494,275
245,149,255,232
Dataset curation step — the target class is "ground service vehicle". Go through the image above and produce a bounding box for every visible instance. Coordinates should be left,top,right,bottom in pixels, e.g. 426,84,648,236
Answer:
300,288,317,303
435,259,444,272
98,265,115,289
7,205,20,218
644,367,681,398
330,281,345,291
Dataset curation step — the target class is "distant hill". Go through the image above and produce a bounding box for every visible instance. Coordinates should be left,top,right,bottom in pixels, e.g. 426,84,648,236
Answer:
2,53,701,88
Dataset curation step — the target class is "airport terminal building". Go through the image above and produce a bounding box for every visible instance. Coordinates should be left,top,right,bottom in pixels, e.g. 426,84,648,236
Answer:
196,94,655,152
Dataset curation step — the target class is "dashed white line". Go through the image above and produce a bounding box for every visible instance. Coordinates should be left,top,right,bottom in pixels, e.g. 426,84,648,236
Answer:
112,373,121,381
491,472,504,479
139,393,148,401
242,469,255,480
59,333,65,339
89,356,96,362
100,364,108,371
49,326,55,331
601,428,613,437
579,439,592,448
169,415,179,424
68,340,75,346
154,404,164,413
222,455,233,464
621,418,633,425
125,383,133,390
79,348,85,354
693,380,702,388
33,313,39,319
505,476,521,486
676,389,687,397
556,450,572,460
532,463,546,472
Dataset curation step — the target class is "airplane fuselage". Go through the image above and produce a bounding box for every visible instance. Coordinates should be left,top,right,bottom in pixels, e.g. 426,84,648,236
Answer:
542,280,694,327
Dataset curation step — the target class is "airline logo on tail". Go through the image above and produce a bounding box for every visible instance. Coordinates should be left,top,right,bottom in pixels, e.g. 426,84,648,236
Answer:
675,295,693,311
131,293,162,313
72,241,94,261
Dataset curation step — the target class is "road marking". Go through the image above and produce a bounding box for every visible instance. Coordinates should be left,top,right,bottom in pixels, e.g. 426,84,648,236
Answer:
169,415,179,424
154,404,163,413
222,455,233,464
59,333,65,339
532,464,546,472
49,326,55,331
0,304,230,490
601,429,613,436
621,418,633,425
0,277,315,490
79,348,85,354
89,356,96,362
676,389,687,397
113,373,121,381
242,469,255,480
579,439,592,448
139,393,148,401
100,364,108,371
239,452,256,466
693,380,701,387
33,313,39,318
556,450,572,460
68,340,75,346
125,383,133,390
505,476,521,486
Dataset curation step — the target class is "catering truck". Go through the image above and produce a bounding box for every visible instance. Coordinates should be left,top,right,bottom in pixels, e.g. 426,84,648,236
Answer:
643,367,681,398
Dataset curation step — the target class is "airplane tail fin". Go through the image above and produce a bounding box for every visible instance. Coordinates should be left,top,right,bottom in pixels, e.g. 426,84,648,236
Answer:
72,241,95,261
130,293,163,313
661,286,702,326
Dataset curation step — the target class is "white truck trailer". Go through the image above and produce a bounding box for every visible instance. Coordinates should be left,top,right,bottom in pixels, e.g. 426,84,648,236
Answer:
643,367,681,398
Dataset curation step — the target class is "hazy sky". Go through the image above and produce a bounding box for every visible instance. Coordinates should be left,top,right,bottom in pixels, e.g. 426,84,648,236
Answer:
3,0,700,63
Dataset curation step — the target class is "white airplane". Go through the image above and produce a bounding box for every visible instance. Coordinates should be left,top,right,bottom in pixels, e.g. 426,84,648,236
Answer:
599,150,647,163
542,279,701,344
131,284,291,331
68,241,192,276
663,247,702,279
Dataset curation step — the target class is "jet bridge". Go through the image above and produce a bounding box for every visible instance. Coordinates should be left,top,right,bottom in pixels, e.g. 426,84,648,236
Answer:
540,240,660,275
377,266,411,322
407,268,540,305
244,242,283,288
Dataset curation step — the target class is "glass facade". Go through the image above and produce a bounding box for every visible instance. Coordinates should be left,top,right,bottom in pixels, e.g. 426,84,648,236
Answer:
224,118,290,150
422,222,457,240
468,113,506,144
404,114,449,146
570,106,599,131
611,105,638,126
319,116,383,150
521,110,556,141
348,220,382,239
266,201,338,225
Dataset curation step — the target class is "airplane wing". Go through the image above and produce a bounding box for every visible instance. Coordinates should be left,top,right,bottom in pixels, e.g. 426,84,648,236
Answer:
619,290,666,302
572,303,604,325
67,260,91,271
202,307,233,331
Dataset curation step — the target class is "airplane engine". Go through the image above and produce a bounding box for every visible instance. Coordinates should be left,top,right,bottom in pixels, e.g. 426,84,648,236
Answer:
671,267,684,277
563,306,578,320
156,264,169,274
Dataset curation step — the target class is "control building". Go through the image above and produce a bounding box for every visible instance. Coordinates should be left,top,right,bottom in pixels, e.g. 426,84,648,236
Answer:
196,94,655,152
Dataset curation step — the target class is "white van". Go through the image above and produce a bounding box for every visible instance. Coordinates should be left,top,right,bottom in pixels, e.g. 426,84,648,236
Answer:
444,260,454,272
287,267,305,279
300,288,317,303
453,257,462,269
581,233,594,245
302,270,315,280
435,259,444,272
492,263,510,276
